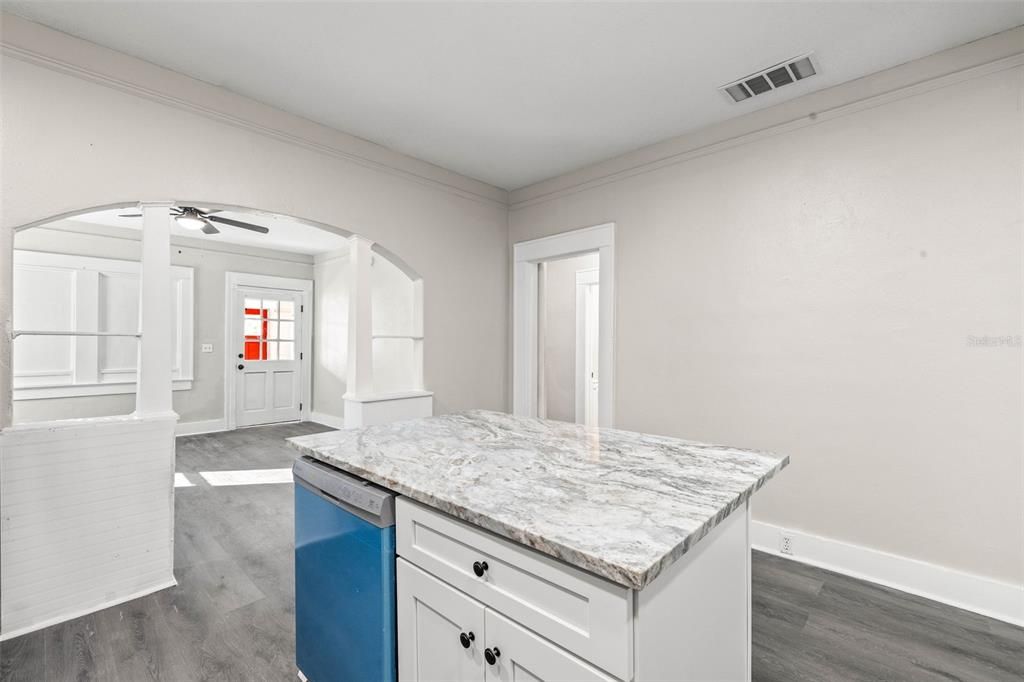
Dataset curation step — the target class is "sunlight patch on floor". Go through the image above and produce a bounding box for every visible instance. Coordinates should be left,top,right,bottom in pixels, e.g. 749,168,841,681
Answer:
199,468,293,486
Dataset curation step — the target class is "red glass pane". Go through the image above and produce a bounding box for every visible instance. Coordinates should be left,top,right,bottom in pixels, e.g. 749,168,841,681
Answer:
243,307,270,360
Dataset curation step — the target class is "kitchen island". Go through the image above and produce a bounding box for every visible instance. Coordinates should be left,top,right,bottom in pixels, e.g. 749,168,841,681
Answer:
289,410,788,681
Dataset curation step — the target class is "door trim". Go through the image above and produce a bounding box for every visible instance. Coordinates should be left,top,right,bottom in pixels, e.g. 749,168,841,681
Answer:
223,272,313,431
513,223,615,427
575,267,599,426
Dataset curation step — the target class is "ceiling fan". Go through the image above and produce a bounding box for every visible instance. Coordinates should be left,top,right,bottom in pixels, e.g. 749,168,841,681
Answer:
118,206,269,236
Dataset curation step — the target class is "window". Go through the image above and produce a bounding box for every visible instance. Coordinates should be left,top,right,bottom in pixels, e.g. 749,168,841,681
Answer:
12,251,194,399
243,297,296,362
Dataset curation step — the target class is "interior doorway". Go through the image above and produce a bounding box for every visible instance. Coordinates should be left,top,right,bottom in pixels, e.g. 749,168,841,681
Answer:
513,223,615,427
225,272,312,429
576,267,600,427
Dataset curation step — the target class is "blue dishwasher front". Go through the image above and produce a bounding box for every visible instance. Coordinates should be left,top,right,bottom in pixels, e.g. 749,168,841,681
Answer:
293,456,397,682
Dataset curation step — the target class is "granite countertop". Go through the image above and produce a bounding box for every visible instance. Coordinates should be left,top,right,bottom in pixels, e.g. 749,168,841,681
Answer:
287,410,788,590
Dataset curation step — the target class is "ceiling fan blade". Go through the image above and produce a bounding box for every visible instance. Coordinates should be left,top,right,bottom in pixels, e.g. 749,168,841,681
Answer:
118,213,143,218
206,215,269,234
201,222,220,235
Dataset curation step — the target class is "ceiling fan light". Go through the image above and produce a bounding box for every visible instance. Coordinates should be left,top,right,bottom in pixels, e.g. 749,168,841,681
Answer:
176,214,206,230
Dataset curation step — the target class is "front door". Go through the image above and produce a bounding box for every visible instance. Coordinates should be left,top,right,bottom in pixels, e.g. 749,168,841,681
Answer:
234,287,303,427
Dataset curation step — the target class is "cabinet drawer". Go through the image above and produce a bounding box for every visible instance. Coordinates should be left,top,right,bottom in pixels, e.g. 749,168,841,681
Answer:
396,498,632,681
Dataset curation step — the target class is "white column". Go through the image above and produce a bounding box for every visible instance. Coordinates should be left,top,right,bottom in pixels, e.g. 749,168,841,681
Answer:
135,202,176,417
345,235,375,399
411,278,425,391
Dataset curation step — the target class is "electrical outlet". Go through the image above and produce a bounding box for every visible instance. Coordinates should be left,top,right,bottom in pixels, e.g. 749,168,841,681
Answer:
200,343,214,353
780,533,794,555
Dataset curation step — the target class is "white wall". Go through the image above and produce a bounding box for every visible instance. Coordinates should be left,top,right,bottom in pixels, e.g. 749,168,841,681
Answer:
12,223,314,425
510,37,1023,588
313,249,350,422
371,250,419,394
0,14,510,428
542,253,599,422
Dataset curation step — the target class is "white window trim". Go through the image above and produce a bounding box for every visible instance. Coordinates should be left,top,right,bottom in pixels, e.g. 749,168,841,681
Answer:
11,250,194,401
513,223,615,427
223,271,313,431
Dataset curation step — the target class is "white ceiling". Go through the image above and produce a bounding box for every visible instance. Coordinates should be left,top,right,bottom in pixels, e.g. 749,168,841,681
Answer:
65,207,349,256
6,2,1023,190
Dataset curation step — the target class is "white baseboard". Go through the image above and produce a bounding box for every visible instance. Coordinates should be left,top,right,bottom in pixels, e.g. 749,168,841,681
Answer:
751,521,1024,627
309,411,346,430
175,418,227,436
0,576,177,641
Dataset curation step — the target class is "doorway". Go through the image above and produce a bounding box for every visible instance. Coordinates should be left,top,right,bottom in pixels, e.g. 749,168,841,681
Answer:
513,223,615,427
575,267,600,427
225,272,312,429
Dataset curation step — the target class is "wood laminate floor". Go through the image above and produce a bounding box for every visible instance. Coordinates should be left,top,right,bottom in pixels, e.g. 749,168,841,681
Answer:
1,423,1021,681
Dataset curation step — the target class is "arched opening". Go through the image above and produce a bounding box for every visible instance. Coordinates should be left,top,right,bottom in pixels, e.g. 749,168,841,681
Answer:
9,201,429,428
2,200,430,640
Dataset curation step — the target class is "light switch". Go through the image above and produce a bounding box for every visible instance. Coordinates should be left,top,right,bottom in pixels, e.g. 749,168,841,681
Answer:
201,343,214,353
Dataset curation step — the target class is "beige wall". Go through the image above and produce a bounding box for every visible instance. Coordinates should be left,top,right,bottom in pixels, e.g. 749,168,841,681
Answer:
12,224,315,424
0,16,510,427
542,253,599,422
511,63,1023,584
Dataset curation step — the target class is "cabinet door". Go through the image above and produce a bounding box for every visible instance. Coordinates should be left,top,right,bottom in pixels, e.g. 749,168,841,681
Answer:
483,610,618,682
398,558,486,682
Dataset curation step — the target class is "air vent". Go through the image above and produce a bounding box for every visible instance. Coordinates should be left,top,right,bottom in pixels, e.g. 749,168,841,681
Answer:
721,54,817,103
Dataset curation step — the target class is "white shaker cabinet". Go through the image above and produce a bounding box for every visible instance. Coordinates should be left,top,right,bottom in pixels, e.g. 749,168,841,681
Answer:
482,610,616,682
397,558,485,682
396,497,753,682
398,559,614,682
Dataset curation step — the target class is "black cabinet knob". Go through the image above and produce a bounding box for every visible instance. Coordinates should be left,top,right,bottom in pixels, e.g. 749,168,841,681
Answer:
237,364,245,370
484,647,501,665
459,631,475,649
472,560,488,577
238,353,244,359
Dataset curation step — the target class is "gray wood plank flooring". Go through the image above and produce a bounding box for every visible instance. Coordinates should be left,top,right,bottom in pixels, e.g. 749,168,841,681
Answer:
1,422,1020,681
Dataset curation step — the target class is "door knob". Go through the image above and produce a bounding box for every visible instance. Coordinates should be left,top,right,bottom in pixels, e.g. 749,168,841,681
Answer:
472,560,488,577
484,647,501,665
459,631,474,649
237,364,245,370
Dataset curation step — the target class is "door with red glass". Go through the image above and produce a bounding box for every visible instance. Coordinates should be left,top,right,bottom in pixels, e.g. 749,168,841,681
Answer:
234,288,303,426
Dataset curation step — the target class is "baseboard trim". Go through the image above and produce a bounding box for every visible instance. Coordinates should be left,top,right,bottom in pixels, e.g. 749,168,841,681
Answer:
0,576,177,641
309,411,346,430
175,418,227,436
751,521,1024,627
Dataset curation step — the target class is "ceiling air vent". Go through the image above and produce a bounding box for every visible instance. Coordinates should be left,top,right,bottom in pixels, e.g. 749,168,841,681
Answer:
721,54,817,103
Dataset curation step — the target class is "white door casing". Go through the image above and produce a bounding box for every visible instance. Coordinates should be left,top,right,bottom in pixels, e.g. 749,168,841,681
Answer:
513,223,614,427
574,268,600,427
224,272,312,430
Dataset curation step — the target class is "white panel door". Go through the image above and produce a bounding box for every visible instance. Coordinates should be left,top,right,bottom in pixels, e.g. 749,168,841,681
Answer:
234,287,303,427
483,610,616,682
398,558,486,682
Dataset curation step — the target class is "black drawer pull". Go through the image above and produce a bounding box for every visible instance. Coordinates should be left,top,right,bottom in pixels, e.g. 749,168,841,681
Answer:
459,631,475,649
472,560,488,577
485,647,501,665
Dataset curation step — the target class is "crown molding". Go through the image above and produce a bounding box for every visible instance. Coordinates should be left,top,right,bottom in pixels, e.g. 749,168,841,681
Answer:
0,13,509,208
510,26,1024,210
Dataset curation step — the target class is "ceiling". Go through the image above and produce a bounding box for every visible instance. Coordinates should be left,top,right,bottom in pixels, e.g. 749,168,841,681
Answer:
5,2,1023,190
61,207,349,256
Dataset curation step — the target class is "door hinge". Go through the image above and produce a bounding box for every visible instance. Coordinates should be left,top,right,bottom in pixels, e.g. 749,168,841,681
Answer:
300,304,304,313
300,352,303,360
299,402,303,411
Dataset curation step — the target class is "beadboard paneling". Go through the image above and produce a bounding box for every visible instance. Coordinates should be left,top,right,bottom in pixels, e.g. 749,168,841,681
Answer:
0,414,177,639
